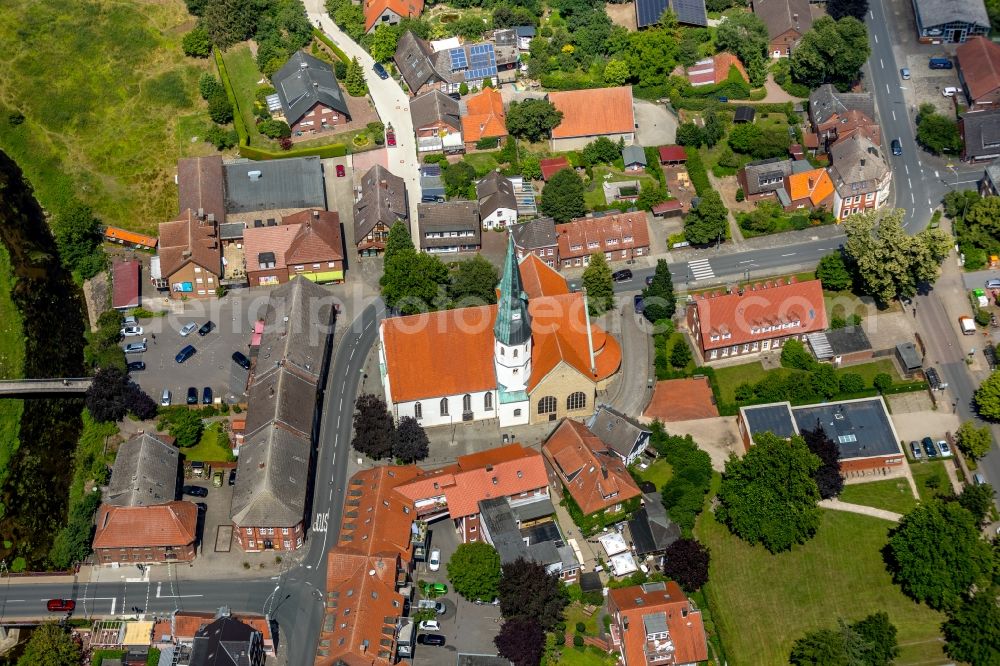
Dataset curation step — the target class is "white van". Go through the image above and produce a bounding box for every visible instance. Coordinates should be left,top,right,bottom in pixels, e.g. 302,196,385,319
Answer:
959,316,976,335
161,389,171,406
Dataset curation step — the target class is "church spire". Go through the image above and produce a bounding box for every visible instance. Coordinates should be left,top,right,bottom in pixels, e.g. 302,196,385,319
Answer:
494,235,531,346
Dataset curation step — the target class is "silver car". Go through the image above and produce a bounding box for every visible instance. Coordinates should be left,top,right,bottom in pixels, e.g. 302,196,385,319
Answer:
180,322,198,336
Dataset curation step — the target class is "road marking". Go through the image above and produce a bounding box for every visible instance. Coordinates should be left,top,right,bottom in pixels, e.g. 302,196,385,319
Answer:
110,598,116,615
880,58,884,69
870,9,874,18
935,170,939,178
892,110,896,121
908,178,912,188
905,165,909,175
687,259,715,281
873,32,877,43
886,83,890,94
313,512,329,533
911,192,915,203
781,253,796,257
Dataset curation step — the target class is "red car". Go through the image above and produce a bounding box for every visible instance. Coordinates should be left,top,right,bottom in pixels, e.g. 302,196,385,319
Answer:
47,599,75,613
336,164,345,177
386,127,396,147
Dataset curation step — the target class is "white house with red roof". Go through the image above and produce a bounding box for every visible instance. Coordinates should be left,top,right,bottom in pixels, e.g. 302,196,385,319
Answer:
378,237,621,428
686,278,827,362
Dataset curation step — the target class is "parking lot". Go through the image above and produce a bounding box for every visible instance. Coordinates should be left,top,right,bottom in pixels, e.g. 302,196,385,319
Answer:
182,474,236,555
410,521,502,664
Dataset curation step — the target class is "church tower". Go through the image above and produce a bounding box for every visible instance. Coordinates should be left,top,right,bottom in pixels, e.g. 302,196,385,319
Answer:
494,235,532,393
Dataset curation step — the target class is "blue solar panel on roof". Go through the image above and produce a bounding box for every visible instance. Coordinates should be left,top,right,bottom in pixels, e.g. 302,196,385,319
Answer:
450,48,468,71
636,0,669,28
671,0,707,26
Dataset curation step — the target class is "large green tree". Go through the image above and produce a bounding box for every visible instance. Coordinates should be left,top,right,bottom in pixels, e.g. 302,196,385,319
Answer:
17,624,83,666
447,541,502,602
943,587,1000,665
624,26,679,87
684,190,728,245
917,109,963,155
449,255,500,305
384,220,414,264
351,393,395,460
381,250,449,314
790,612,898,666
642,259,676,324
790,16,870,88
344,56,367,96
958,483,995,524
843,208,951,304
886,499,994,610
582,252,614,316
975,371,1000,421
182,26,212,57
716,432,822,553
498,557,569,631
52,201,105,279
816,252,853,291
715,12,769,86
956,419,993,458
827,0,869,20
539,168,585,222
505,99,563,142
201,0,258,48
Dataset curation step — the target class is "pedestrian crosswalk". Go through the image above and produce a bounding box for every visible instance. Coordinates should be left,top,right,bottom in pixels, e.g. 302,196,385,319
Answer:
688,259,716,281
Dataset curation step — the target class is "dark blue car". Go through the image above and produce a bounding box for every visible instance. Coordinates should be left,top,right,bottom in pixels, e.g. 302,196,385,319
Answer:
373,62,389,79
175,345,196,363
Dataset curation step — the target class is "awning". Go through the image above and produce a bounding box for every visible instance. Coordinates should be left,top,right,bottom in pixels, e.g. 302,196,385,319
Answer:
123,620,154,645
301,270,344,283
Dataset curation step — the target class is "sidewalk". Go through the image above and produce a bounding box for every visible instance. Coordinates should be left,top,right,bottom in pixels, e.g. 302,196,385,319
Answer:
550,490,602,576
819,498,903,522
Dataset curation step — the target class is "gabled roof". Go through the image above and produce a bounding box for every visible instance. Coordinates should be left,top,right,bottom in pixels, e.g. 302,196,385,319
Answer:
112,260,141,310
549,87,635,140
190,616,261,666
255,276,334,385
477,171,517,218
157,209,222,278
608,582,708,666
587,405,650,460
518,253,569,300
93,501,197,549
171,612,272,644
785,168,834,206
106,432,178,507
462,87,508,143
271,51,349,126
417,202,481,248
223,157,326,215
510,216,557,251
692,279,827,350
410,90,461,132
636,0,669,28
243,223,300,273
822,110,881,148
958,36,1000,102
752,0,812,40
622,145,647,166
539,156,571,180
177,156,226,224
913,0,989,29
542,419,642,515
394,31,447,93
670,0,708,26
962,108,1000,159
687,52,748,86
658,145,687,162
555,211,651,259
628,492,680,556
829,132,890,195
364,0,424,32
809,84,876,127
354,165,408,248
282,209,344,265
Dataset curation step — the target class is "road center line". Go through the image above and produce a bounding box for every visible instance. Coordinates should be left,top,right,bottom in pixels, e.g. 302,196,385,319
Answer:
781,253,796,257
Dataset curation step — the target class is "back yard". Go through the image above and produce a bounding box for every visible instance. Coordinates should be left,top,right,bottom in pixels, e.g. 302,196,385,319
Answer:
712,358,902,406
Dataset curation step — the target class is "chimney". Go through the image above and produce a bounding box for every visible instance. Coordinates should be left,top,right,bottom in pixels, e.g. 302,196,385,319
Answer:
300,61,308,69
313,210,320,219
601,463,608,479
860,158,866,167
807,176,815,189
182,250,192,259
198,207,205,219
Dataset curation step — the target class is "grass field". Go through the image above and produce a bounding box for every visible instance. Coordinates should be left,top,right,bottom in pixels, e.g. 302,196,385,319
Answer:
0,0,212,231
911,460,952,502
0,244,24,495
697,509,947,665
550,645,617,666
182,422,235,463
222,45,279,151
631,459,673,490
564,603,601,636
713,359,903,405
838,479,919,515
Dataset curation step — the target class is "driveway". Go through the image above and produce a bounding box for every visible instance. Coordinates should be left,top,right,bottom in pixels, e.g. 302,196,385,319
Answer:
304,2,424,237
634,100,676,146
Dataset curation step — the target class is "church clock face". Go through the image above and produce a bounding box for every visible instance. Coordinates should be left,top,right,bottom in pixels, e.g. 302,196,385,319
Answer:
512,311,521,321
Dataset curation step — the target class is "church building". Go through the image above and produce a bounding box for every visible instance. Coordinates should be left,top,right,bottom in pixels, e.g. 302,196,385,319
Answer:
378,237,621,427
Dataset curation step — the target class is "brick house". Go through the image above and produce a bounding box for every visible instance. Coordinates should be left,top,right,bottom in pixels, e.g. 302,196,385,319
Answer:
231,278,334,552
782,167,835,212
93,502,198,565
271,51,351,136
364,0,424,33
156,208,222,299
417,201,482,253
395,31,503,97
354,165,409,256
752,0,813,58
554,211,650,268
686,278,827,362
242,209,344,287
608,582,708,666
957,36,1000,110
829,133,891,218
960,108,1000,162
410,90,463,154
161,610,275,656
510,216,559,267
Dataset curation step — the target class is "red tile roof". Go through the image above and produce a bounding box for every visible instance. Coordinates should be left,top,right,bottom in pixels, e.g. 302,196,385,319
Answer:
364,0,424,31
462,88,508,143
644,378,719,421
176,156,226,226
92,501,197,550
282,209,344,264
540,156,571,181
549,87,635,140
112,260,141,310
396,443,548,518
658,145,687,163
608,582,708,666
157,209,221,278
519,253,569,299
104,226,158,249
957,36,1000,102
691,279,827,351
652,200,683,214
171,612,273,644
555,211,651,261
542,419,641,515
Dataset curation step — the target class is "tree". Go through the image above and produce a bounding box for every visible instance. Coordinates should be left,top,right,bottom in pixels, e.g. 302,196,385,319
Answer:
258,118,291,139
702,110,725,148
956,419,993,458
827,0,869,20
943,587,1000,665
167,410,204,448
839,373,864,393
684,190,728,245
392,416,428,463
368,24,399,62
345,57,367,96
670,339,692,368
207,90,234,124
727,122,763,155
675,122,705,147
810,364,839,399
790,16,870,88
582,252,614,316
201,0,257,48
852,611,900,666
16,623,82,666
450,255,499,305
124,382,158,420
505,99,563,142
495,618,545,666
636,183,668,211
384,220,415,265
539,168,585,223
958,483,995,524
716,432,822,552
790,612,898,666
917,111,963,155
351,393,395,460
624,26,679,88
85,368,128,423
873,372,893,393
205,125,238,150
642,259,676,324
381,250,450,314
498,558,569,631
603,59,630,86
800,424,844,500
886,499,994,610
816,252,853,291
443,160,477,196
715,12,770,86
182,26,212,57
581,137,621,166
199,73,224,100
662,538,710,592
780,339,816,370
447,541,501,601
53,201,104,279
975,370,1000,421
843,209,951,304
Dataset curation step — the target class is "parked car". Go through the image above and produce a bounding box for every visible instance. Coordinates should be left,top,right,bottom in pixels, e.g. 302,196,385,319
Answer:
986,279,1000,289
417,634,446,646
195,502,207,514
161,389,171,406
124,342,147,354
922,437,938,458
925,367,945,390
228,468,237,486
428,548,441,571
175,345,196,363
373,62,389,79
900,67,910,79
929,57,953,70
909,441,922,460
942,86,959,97
180,322,198,336
212,471,223,487
336,164,346,177
202,386,213,404
46,599,75,613
197,321,214,336
386,126,396,147
422,582,447,596
633,294,645,314
417,599,445,614
612,269,633,282
127,361,146,372
232,351,251,370
123,315,138,327
645,275,654,286
121,325,144,337
891,139,902,156
182,485,208,497
418,620,440,632
187,387,198,405
937,439,952,457
447,92,461,101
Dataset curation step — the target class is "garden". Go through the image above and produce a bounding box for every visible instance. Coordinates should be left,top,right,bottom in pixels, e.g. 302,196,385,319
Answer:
837,478,919,515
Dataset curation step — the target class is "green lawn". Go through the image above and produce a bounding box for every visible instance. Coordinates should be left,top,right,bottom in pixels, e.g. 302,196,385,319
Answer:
838,479,919,515
181,422,234,463
697,509,948,665
910,460,952,503
550,645,617,666
843,358,901,385
222,45,278,150
564,603,601,636
631,459,673,490
713,359,903,405
0,0,211,231
464,152,501,175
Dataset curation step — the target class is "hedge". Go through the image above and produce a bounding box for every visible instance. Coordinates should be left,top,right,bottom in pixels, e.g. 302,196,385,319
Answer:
214,48,250,147
240,143,348,160
539,72,603,91
680,66,752,100
683,146,711,196
312,28,350,64
560,488,641,536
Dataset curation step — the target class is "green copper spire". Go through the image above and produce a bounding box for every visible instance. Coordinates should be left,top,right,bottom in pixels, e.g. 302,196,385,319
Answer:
494,235,532,346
